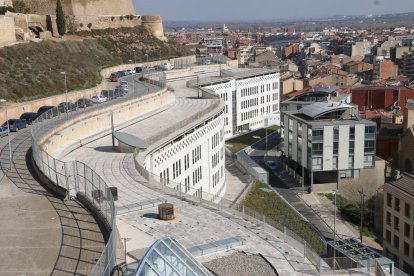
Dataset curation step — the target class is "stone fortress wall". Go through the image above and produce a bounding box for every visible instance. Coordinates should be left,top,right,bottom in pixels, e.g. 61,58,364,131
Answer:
0,15,16,44
19,0,165,39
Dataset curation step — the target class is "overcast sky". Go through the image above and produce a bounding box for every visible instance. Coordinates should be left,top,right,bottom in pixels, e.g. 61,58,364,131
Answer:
134,0,414,21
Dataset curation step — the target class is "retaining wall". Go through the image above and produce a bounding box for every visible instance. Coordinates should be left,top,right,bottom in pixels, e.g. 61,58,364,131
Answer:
0,56,197,122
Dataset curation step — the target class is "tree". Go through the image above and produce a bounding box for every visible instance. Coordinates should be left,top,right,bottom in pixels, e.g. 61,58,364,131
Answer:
56,0,66,36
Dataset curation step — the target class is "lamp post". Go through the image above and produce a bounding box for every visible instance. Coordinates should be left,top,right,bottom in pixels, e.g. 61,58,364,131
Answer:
0,99,12,169
60,71,68,118
332,189,337,270
128,59,134,95
359,189,366,243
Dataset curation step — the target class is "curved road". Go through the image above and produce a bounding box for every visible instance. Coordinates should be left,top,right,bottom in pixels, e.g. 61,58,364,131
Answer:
0,129,105,275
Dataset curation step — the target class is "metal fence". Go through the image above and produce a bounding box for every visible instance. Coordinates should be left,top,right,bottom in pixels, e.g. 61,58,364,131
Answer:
30,71,167,276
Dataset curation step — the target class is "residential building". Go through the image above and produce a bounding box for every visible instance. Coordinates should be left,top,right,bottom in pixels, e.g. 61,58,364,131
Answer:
281,101,379,192
200,69,280,139
399,51,414,79
399,99,414,174
383,172,414,275
373,59,399,81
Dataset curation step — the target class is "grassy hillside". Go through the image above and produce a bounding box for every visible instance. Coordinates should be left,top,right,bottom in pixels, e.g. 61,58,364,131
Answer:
0,26,191,101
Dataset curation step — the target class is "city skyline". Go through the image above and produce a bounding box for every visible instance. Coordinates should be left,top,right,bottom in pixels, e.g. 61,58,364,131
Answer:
135,0,414,21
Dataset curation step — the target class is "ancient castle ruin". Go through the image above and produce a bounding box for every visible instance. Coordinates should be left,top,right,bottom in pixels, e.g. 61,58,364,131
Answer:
0,0,165,45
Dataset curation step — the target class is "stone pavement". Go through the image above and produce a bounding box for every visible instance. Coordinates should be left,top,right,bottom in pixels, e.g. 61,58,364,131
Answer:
0,129,105,275
61,74,320,275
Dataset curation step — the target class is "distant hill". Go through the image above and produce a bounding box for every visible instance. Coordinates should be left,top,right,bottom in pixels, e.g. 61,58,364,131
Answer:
164,11,414,32
0,27,190,101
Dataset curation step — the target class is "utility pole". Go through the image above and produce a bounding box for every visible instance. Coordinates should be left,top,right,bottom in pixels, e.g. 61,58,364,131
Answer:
359,189,366,243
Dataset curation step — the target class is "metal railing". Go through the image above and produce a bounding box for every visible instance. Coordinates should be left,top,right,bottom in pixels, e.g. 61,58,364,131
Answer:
30,71,167,276
132,151,327,273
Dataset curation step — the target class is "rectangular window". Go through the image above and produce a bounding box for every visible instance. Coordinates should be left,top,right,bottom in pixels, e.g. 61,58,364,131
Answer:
386,230,391,242
387,193,392,207
394,217,400,231
405,242,410,256
394,235,400,249
395,197,400,212
405,223,411,238
406,203,411,218
386,212,391,225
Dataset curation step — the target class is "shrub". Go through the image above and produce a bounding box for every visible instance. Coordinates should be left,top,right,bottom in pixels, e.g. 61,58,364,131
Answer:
111,16,115,21
119,16,123,21
87,23,92,29
79,23,83,28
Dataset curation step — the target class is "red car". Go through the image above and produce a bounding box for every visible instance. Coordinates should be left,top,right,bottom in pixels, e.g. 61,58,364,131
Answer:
110,74,119,82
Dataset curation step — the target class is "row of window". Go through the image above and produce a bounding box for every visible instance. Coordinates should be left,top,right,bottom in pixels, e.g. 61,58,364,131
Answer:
241,109,258,121
219,93,229,101
212,152,220,168
386,193,413,218
172,160,182,179
192,145,202,163
193,166,202,186
212,132,221,149
240,82,279,98
241,98,258,109
385,230,414,262
212,170,220,188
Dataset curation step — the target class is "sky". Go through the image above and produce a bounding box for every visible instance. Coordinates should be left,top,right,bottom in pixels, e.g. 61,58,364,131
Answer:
134,0,414,21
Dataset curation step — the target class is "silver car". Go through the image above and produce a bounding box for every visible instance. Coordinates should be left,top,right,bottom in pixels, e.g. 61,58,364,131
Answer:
0,126,9,137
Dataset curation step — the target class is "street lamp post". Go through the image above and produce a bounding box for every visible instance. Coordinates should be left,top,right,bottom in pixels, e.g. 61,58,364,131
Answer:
129,59,134,95
359,189,366,243
0,99,12,169
60,72,68,118
332,189,337,270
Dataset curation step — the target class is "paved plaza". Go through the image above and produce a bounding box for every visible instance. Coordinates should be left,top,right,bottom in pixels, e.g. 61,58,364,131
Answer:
61,75,319,275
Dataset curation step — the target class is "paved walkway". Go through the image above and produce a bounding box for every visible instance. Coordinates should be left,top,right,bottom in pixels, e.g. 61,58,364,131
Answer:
61,76,319,275
0,129,105,275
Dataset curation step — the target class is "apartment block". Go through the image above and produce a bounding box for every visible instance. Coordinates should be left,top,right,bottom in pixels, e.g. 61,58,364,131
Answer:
281,101,377,192
383,173,414,275
201,69,280,139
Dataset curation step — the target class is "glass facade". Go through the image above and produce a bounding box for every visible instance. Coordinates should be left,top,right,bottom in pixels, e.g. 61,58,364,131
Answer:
134,237,211,276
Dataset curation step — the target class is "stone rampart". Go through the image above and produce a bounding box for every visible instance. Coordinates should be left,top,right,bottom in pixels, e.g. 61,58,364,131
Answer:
0,0,12,7
71,15,141,31
141,15,164,40
23,0,135,16
0,15,15,44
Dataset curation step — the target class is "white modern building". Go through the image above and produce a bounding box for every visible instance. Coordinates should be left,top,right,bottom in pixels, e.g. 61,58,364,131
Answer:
145,111,226,199
281,101,378,192
200,69,280,139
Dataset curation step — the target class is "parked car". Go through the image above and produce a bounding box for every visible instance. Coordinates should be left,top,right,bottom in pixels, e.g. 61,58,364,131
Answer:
58,102,77,113
162,62,175,71
75,98,94,108
37,105,55,115
127,69,136,74
2,119,27,132
91,94,108,103
265,160,278,171
134,67,143,73
20,112,39,125
0,126,8,137
110,73,120,82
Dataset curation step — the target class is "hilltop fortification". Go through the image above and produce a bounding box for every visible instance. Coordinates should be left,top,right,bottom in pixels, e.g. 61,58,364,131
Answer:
22,0,135,17
0,0,165,43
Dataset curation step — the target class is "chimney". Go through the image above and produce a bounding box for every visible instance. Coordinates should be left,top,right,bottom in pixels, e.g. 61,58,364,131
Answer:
394,170,401,180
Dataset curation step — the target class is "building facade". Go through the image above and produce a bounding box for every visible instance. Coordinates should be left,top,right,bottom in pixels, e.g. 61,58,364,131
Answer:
201,69,280,139
145,110,226,200
383,173,414,275
281,101,377,192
